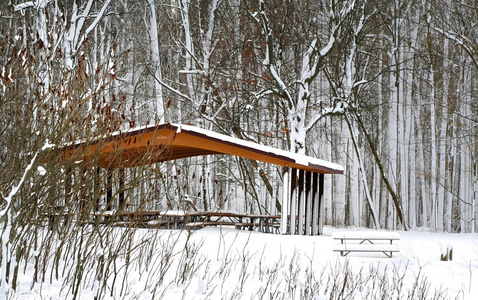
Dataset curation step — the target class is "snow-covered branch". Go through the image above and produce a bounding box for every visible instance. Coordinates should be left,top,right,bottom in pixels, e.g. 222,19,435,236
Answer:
0,141,55,217
78,0,112,47
153,75,193,103
13,0,52,12
1,140,55,295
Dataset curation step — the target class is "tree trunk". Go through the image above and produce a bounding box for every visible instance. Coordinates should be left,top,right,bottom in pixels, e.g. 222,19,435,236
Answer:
148,0,165,123
344,113,380,229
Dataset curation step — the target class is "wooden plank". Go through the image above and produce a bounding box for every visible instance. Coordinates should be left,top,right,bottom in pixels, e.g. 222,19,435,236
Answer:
305,171,312,235
235,222,254,230
146,220,172,228
297,169,305,235
318,173,324,235
311,172,319,235
202,221,236,226
281,167,290,235
290,168,297,235
106,168,113,210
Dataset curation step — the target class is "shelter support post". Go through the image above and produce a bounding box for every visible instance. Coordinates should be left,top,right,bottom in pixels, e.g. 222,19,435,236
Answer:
281,169,325,235
65,167,72,208
289,168,298,234
318,173,324,234
119,168,125,209
281,167,290,234
305,171,312,235
106,168,113,211
94,167,101,212
312,172,319,235
297,169,305,234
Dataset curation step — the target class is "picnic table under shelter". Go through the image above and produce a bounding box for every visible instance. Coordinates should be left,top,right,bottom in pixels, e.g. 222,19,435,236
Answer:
59,123,344,235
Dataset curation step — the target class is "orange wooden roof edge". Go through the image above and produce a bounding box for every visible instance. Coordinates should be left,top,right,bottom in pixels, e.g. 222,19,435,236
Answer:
62,123,344,174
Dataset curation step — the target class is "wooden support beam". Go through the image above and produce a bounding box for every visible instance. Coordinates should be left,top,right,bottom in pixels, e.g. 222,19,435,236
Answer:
318,173,324,235
281,167,290,234
95,167,101,212
290,168,297,235
297,169,305,235
312,172,319,235
282,169,328,236
119,168,125,209
106,168,113,211
305,171,312,235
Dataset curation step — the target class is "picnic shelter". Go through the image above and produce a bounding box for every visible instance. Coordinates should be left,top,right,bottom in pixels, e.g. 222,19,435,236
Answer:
62,123,343,235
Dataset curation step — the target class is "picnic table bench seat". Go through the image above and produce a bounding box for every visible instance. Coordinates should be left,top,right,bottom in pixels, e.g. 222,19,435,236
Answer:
184,221,238,230
332,231,400,258
146,220,173,228
113,221,148,228
234,222,254,230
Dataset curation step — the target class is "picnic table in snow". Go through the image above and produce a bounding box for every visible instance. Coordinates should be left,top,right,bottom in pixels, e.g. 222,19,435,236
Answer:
332,231,400,258
87,208,282,233
248,214,281,233
158,210,187,229
184,211,251,230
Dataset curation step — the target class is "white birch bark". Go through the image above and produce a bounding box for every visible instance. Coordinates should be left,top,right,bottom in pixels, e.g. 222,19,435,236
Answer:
473,170,477,234
351,138,360,226
335,122,348,227
179,0,196,103
439,36,450,232
14,0,111,110
429,66,438,231
147,0,165,123
325,130,333,223
253,0,356,155
405,11,420,229
347,116,380,228
376,37,385,226
199,0,219,121
388,52,399,229
416,93,428,227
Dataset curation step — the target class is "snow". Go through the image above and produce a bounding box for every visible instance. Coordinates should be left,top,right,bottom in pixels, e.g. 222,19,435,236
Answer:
79,123,344,173
169,123,344,173
332,230,400,240
41,139,55,150
10,226,478,299
36,166,46,176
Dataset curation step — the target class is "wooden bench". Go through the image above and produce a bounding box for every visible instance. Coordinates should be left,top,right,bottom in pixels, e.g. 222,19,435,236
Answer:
184,221,237,230
235,222,254,230
332,231,400,258
146,220,173,228
113,221,148,228
248,214,281,234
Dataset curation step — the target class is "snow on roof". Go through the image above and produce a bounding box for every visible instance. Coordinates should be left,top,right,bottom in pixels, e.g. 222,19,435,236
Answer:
62,123,343,174
170,123,344,174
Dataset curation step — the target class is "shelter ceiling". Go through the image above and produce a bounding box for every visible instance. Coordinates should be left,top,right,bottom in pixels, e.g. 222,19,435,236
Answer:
62,124,343,174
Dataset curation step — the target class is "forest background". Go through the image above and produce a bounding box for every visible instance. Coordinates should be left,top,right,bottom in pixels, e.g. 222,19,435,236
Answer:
2,0,478,241
3,0,478,297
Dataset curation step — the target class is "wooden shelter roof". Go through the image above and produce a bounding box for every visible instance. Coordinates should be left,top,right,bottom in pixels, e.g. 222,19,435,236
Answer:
64,123,343,174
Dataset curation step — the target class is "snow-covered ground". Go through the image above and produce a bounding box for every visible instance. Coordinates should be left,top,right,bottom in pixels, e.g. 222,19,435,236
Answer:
13,226,478,299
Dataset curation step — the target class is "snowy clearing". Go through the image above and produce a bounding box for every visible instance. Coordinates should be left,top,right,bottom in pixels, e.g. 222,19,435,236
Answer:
11,226,478,300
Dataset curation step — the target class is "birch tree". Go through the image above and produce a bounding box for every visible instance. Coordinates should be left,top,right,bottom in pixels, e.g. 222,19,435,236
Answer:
147,0,165,123
247,0,357,154
424,0,478,232
321,0,381,228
